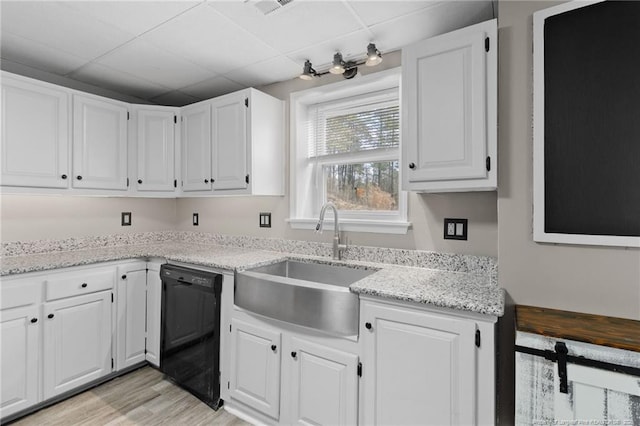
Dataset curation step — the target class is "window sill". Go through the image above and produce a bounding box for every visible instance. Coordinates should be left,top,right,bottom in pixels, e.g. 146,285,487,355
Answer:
287,218,411,235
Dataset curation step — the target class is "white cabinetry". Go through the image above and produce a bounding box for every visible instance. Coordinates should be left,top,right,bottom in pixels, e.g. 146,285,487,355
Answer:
145,262,162,367
360,298,496,425
43,291,112,399
230,318,281,419
402,19,497,192
134,107,176,192
1,75,69,188
72,95,128,190
181,102,212,192
211,92,248,191
0,279,42,418
116,262,147,370
287,337,358,426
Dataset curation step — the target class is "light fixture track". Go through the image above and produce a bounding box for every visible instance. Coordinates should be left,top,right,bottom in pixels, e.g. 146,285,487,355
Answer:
299,43,383,81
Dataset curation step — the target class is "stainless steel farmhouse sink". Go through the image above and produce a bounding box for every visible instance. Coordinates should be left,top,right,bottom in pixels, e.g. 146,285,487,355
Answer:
235,260,376,336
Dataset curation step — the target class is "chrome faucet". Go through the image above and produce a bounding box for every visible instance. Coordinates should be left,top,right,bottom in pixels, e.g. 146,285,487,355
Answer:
315,202,347,260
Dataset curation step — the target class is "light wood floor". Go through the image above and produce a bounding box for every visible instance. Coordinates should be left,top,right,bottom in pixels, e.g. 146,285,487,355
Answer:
11,367,251,426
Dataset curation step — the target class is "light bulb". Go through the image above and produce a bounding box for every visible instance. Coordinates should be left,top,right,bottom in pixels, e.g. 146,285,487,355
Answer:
365,43,382,66
330,52,345,74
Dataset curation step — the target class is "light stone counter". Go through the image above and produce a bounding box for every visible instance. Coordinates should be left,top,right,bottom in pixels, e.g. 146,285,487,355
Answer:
1,232,504,317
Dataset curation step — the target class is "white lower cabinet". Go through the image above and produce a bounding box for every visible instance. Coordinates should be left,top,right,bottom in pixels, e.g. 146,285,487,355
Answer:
116,262,147,369
287,337,359,426
43,290,113,399
0,304,40,418
145,262,162,367
230,318,282,419
360,298,496,426
228,312,359,426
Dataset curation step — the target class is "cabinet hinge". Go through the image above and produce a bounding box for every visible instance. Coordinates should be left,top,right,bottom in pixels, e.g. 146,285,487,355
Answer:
244,98,248,108
111,293,114,303
174,115,177,124
227,381,230,390
174,179,177,188
245,174,249,185
485,37,490,52
127,178,130,187
475,329,481,348
127,111,130,120
357,362,362,377
229,324,232,332
486,156,491,172
111,358,114,369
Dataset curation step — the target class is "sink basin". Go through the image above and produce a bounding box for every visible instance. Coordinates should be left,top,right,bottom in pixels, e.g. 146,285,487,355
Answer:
235,260,375,336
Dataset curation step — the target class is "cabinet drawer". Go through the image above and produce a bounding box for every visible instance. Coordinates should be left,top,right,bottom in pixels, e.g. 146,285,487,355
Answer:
1,278,42,310
46,269,115,301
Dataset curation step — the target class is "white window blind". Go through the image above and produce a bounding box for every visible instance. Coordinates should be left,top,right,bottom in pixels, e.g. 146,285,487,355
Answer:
309,89,399,159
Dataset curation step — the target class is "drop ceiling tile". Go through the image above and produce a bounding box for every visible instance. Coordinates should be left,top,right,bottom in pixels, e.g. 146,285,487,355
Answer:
142,4,280,75
69,63,171,100
226,55,302,87
209,1,363,54
150,90,202,107
0,33,88,75
348,1,439,27
368,1,493,50
0,1,135,60
95,38,215,89
63,1,201,37
179,76,245,100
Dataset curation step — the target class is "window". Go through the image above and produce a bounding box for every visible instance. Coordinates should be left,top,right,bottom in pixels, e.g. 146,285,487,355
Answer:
289,68,409,234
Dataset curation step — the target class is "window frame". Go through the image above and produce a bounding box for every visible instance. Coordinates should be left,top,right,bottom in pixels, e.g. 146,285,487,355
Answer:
288,67,410,234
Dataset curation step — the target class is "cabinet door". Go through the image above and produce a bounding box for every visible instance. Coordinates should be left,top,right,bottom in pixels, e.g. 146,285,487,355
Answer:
288,337,358,426
211,94,248,191
361,301,477,426
230,318,281,419
1,76,69,188
402,20,496,191
43,291,112,399
116,265,147,370
0,305,40,418
73,95,128,190
136,109,175,192
181,103,211,191
145,263,161,367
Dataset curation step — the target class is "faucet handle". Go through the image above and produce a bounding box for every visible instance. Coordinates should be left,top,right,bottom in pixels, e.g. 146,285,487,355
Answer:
315,222,322,233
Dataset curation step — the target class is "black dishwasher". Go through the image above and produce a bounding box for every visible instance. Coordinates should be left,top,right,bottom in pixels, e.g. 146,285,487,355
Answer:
160,264,222,409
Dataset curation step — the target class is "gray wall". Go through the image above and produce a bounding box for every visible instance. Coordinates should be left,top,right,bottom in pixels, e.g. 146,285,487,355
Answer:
176,50,499,256
497,1,640,320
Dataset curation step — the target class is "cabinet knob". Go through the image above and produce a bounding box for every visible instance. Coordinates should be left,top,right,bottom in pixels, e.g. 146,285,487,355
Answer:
48,314,54,319
76,175,83,180
291,351,297,359
61,174,68,180
211,178,215,183
30,318,38,323
408,162,416,170
271,344,277,352
121,275,127,280
81,283,88,288
365,322,372,330
137,179,143,184
204,179,209,184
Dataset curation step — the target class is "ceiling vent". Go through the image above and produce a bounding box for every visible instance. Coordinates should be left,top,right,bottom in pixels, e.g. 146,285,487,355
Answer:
250,0,294,16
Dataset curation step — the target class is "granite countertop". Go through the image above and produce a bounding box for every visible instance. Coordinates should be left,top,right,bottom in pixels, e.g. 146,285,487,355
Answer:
1,241,504,317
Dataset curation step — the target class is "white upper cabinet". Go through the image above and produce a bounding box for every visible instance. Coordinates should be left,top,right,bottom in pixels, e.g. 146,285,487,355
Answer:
181,102,212,192
135,107,176,192
1,75,70,188
211,92,248,191
402,19,497,192
72,95,128,190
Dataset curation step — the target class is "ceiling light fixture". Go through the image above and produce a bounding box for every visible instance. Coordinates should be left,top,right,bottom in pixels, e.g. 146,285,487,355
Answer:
299,43,383,81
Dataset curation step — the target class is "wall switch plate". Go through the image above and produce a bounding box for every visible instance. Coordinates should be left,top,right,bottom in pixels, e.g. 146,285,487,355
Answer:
259,212,272,228
121,212,131,226
444,218,467,240
193,213,199,226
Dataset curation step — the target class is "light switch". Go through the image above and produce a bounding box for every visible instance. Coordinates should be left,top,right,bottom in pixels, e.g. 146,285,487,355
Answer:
444,218,467,240
121,212,131,226
259,212,271,228
193,213,199,226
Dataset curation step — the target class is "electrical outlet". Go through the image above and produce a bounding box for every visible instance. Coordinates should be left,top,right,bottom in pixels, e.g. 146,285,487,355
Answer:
444,218,467,240
193,213,199,226
259,212,271,228
121,212,131,226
